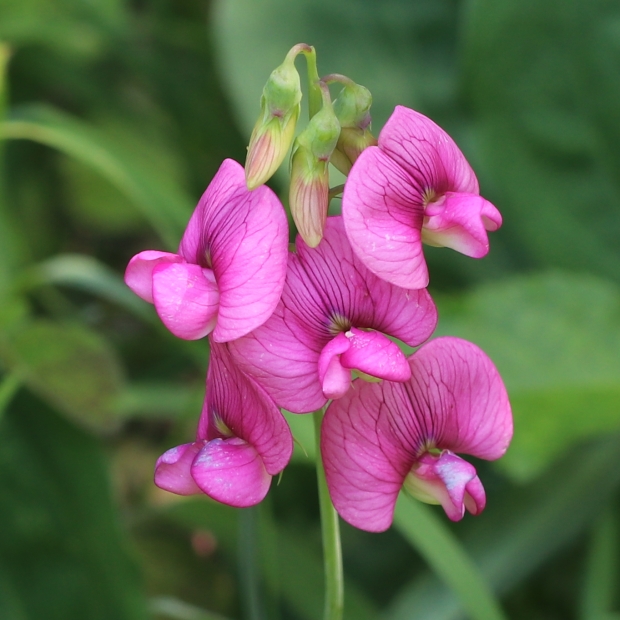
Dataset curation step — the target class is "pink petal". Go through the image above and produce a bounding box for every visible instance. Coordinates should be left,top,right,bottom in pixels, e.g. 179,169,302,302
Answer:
292,217,437,347
322,383,408,532
404,451,486,521
406,337,513,459
229,217,437,412
321,336,512,531
154,442,203,495
422,192,502,258
179,159,288,343
317,333,352,400
199,341,293,474
152,262,220,340
190,438,271,507
340,327,411,382
124,251,184,303
342,147,429,289
378,106,479,195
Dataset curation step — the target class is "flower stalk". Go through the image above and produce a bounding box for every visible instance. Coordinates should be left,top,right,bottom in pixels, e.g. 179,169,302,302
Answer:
313,407,344,620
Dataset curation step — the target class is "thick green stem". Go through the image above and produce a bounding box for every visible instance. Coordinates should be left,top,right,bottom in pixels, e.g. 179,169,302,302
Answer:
238,506,263,620
313,408,344,620
301,47,321,119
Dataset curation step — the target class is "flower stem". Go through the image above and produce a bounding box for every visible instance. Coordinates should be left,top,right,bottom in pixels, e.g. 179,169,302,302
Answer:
300,46,321,119
313,407,344,620
238,506,264,620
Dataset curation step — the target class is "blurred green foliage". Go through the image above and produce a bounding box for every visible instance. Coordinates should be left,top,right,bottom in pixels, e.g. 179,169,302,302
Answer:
0,0,619,619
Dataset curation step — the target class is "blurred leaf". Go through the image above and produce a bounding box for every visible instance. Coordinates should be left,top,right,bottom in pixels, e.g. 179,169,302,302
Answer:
436,272,620,480
386,433,620,620
150,597,232,620
464,0,620,282
0,370,21,422
0,397,148,620
0,0,127,57
159,498,378,620
23,254,152,320
59,156,144,233
0,319,125,433
284,409,316,462
113,382,203,421
580,511,618,620
393,496,507,620
0,104,193,249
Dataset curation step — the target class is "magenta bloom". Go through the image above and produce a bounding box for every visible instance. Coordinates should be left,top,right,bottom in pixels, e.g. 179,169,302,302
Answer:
342,106,502,289
321,337,512,532
125,159,288,342
154,341,293,507
228,216,437,413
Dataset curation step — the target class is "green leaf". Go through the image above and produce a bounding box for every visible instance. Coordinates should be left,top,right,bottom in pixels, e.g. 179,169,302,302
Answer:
22,254,152,321
464,0,620,282
0,105,193,249
150,597,232,620
580,511,618,620
0,320,125,433
385,433,620,620
0,397,148,620
0,0,127,57
436,272,620,481
392,496,507,620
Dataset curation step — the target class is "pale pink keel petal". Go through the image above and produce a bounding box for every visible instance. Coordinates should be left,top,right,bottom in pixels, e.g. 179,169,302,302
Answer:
124,251,185,303
317,333,352,400
343,147,428,289
191,438,271,507
422,193,502,258
378,106,479,194
152,262,220,340
154,442,202,495
403,451,486,521
340,328,410,382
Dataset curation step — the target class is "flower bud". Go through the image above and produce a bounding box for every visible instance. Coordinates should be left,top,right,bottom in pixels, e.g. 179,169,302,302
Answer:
245,50,303,190
289,104,340,247
330,81,378,175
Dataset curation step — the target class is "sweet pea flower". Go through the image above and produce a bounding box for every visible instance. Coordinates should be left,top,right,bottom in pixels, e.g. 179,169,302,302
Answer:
125,159,288,342
154,341,293,507
342,106,502,289
321,337,512,532
228,216,437,413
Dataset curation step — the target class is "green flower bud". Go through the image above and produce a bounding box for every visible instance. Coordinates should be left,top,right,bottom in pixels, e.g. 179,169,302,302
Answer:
289,102,341,247
245,48,304,190
329,79,378,175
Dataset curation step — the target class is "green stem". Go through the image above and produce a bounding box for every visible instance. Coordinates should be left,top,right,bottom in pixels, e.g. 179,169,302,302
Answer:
301,46,321,119
313,407,344,620
238,506,264,620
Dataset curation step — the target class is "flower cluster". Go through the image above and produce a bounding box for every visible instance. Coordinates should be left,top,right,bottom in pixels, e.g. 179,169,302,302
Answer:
125,45,512,532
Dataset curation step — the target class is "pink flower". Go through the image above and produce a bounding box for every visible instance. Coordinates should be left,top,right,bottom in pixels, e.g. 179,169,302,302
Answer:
124,159,288,342
154,341,293,507
228,216,437,413
342,106,502,289
321,337,512,532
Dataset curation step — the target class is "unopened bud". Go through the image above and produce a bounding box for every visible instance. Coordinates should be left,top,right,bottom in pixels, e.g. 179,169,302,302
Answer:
245,48,304,190
329,80,378,175
289,103,340,247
